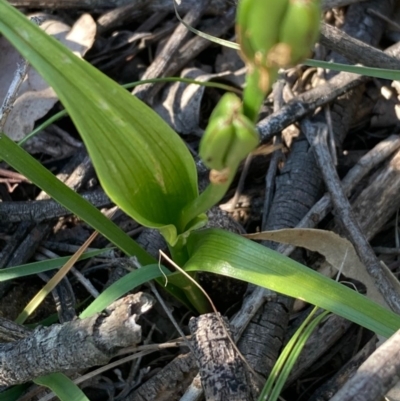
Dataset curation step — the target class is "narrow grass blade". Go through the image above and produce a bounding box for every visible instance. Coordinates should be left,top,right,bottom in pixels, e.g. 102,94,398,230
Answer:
304,59,400,80
0,249,109,281
16,231,98,324
79,264,168,319
34,373,89,401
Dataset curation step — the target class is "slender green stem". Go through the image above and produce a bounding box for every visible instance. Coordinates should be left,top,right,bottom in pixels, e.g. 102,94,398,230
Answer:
168,240,211,314
122,77,242,95
179,166,237,231
269,310,329,401
242,68,277,123
180,272,212,314
258,307,330,401
18,110,68,146
169,242,190,267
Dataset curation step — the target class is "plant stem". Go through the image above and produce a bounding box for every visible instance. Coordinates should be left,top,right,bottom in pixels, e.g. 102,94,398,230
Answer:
242,68,277,123
179,167,236,231
168,241,212,314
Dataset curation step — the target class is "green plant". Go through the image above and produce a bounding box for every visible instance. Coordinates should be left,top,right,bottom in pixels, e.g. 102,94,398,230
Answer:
0,0,400,399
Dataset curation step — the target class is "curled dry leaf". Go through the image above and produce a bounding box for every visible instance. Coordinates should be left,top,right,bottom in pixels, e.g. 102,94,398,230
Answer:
0,13,96,141
245,228,400,309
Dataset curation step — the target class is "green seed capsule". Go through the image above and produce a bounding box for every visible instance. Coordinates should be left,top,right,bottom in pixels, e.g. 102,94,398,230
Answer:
200,118,236,171
236,0,289,67
225,113,259,169
199,93,259,172
277,0,321,66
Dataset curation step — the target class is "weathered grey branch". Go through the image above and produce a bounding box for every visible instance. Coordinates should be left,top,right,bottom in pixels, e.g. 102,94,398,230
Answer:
0,317,30,342
132,0,210,103
330,330,400,401
7,0,229,12
279,134,400,254
7,0,365,10
308,337,376,401
320,22,400,69
0,293,154,386
303,120,400,313
0,189,110,223
258,39,400,143
189,313,252,401
322,0,368,9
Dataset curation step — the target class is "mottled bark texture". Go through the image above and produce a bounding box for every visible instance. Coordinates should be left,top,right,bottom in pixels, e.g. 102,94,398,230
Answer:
0,293,154,386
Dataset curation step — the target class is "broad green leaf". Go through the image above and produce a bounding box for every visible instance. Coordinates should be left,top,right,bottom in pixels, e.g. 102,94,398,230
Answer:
34,373,89,401
0,134,154,266
185,229,400,338
0,1,198,242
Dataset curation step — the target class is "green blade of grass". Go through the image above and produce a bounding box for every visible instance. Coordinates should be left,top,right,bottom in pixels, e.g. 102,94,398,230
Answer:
34,373,89,401
0,248,110,281
79,264,168,319
304,59,400,80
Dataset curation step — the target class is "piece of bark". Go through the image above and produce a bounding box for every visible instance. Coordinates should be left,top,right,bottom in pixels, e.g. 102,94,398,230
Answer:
162,7,236,79
237,297,290,380
132,0,210,104
263,136,324,239
0,189,111,223
8,0,230,13
346,149,400,241
308,337,376,401
7,0,362,11
0,316,30,342
189,313,252,401
320,22,400,70
239,114,324,381
238,0,395,387
304,121,400,312
127,353,198,401
0,292,154,386
258,38,400,144
329,329,400,401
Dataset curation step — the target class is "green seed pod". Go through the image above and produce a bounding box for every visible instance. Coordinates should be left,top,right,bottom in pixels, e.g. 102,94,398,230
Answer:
199,93,259,171
277,0,321,66
200,117,236,171
236,0,289,67
225,112,259,169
